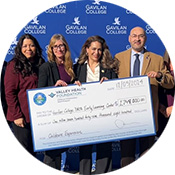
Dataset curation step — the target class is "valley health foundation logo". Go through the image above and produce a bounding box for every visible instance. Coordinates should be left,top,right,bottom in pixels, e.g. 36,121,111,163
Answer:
45,4,66,14
85,0,107,14
7,37,18,55
106,17,127,35
65,17,88,35
33,93,46,106
24,16,47,35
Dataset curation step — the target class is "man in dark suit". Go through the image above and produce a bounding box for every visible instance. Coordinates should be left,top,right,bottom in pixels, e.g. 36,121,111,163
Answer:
114,26,174,167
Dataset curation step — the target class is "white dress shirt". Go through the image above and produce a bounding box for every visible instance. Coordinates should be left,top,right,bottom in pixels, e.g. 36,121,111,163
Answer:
86,62,100,82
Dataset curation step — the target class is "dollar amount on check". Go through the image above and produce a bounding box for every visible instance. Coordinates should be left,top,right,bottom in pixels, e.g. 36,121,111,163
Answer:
27,76,156,152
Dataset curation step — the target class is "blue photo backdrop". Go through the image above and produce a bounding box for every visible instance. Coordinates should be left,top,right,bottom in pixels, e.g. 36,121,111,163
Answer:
5,0,165,63
3,0,166,172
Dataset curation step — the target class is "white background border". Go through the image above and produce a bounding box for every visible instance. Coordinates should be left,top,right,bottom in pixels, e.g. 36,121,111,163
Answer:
0,0,174,175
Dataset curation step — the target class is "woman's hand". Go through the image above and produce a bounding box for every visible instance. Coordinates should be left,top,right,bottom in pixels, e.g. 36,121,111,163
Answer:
159,104,166,117
100,77,108,84
14,118,25,128
147,71,162,79
159,104,172,118
166,106,173,118
55,80,68,86
74,80,81,86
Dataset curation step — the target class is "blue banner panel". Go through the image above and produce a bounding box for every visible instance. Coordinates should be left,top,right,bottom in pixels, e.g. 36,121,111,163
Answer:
4,0,165,63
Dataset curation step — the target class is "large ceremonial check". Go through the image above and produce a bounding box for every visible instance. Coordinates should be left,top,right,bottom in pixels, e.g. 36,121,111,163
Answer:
27,76,156,152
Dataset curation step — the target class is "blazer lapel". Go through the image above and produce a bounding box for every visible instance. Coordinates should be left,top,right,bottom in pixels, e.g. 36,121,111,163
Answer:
124,49,131,77
79,64,87,82
141,51,151,75
50,62,60,82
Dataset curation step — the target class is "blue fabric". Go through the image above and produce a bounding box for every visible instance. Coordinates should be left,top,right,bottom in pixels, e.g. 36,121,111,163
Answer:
133,54,140,76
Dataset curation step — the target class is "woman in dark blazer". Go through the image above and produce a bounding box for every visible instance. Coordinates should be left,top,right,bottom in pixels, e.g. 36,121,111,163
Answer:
38,34,80,170
74,35,119,174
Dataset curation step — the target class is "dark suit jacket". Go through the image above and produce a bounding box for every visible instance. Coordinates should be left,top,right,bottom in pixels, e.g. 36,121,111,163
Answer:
73,63,118,83
38,61,61,88
38,61,69,155
115,48,174,131
38,61,74,88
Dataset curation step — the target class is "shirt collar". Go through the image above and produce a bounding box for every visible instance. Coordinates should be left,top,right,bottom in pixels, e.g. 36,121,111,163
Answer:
131,49,144,57
85,60,100,67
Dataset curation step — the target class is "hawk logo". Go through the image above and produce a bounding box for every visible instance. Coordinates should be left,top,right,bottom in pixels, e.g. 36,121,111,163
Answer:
113,17,121,25
8,37,18,55
31,16,39,25
24,16,46,34
72,17,80,25
106,17,127,35
66,17,87,35
85,0,107,14
92,0,101,5
11,37,18,45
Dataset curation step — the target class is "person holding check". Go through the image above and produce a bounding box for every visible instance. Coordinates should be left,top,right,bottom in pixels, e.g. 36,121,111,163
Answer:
38,34,80,170
114,26,174,167
74,35,118,174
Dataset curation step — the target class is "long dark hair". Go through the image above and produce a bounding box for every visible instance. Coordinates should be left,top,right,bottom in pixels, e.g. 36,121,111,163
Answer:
78,35,119,73
12,34,45,77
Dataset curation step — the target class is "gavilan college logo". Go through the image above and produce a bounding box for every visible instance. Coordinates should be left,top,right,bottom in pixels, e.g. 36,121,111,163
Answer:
106,17,127,35
7,37,18,55
85,0,107,14
65,17,87,35
24,16,47,35
45,4,66,14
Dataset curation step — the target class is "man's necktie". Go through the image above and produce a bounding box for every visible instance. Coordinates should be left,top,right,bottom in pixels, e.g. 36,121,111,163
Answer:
133,54,140,76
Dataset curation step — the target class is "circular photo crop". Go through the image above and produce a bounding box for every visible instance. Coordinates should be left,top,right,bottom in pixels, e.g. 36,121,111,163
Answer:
0,0,174,175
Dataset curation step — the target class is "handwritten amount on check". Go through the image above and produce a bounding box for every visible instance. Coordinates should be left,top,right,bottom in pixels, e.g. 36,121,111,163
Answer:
36,95,146,119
